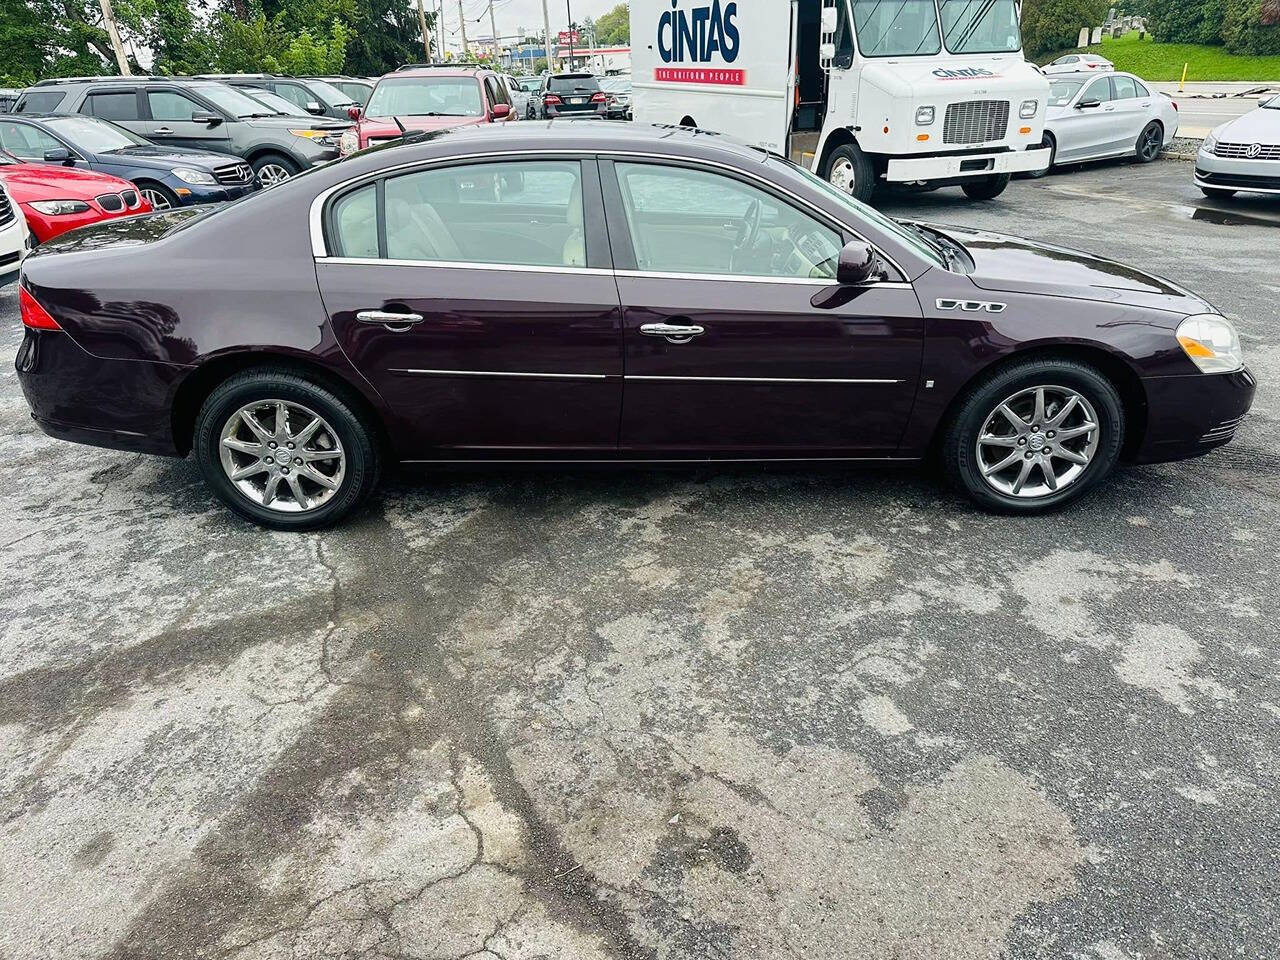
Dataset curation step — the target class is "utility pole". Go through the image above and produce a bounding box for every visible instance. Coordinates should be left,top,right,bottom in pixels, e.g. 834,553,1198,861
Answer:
540,0,553,73
98,0,132,76
416,0,431,62
457,0,469,58
488,0,499,67
565,0,574,68
437,0,446,59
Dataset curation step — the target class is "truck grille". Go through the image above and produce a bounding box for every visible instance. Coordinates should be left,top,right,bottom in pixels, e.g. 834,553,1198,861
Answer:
96,193,125,213
0,187,13,227
943,100,1010,145
214,162,254,185
1213,141,1280,160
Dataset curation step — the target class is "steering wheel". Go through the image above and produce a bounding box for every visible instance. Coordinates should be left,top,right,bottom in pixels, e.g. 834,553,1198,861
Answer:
738,198,762,248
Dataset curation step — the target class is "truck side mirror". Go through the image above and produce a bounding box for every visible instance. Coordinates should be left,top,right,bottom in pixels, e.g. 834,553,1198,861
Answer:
821,7,838,31
837,240,881,286
347,105,362,121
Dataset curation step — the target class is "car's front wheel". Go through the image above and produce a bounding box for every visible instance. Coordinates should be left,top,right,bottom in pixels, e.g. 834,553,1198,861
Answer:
943,358,1125,513
961,173,1011,200
138,182,179,211
252,153,299,187
194,369,381,530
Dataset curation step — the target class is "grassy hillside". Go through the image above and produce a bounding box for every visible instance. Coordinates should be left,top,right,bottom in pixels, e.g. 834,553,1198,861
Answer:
1039,33,1280,82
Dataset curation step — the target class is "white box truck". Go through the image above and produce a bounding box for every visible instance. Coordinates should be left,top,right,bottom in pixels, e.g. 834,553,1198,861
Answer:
631,0,1051,202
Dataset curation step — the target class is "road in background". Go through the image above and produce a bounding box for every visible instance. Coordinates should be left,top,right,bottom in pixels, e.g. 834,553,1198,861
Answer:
1150,81,1278,138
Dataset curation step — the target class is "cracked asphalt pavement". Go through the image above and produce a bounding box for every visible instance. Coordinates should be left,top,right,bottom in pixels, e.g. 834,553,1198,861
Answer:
1,157,1278,960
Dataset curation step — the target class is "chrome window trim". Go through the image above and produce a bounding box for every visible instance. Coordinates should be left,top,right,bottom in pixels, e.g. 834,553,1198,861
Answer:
307,148,910,278
628,375,902,384
316,256,612,277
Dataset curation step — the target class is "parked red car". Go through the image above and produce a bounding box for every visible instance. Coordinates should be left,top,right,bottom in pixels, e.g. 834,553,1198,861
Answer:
0,149,150,244
340,66,517,155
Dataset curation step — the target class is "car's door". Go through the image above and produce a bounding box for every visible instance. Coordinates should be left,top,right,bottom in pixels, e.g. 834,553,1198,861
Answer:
1107,75,1149,153
603,159,925,457
143,87,232,151
1059,76,1115,161
314,155,624,460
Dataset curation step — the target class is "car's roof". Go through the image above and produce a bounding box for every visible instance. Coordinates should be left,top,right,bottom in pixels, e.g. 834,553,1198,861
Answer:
388,68,486,79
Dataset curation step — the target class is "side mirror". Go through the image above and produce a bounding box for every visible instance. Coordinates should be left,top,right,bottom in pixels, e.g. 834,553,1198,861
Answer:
491,103,512,119
191,111,222,126
836,240,881,286
1076,98,1101,109
306,100,324,115
347,104,362,121
43,147,72,164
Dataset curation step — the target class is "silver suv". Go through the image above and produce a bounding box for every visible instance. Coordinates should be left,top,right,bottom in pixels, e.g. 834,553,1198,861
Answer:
14,77,349,184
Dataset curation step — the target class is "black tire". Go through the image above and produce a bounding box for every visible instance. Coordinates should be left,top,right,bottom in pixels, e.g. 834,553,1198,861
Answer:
194,368,382,531
824,142,876,204
1026,134,1055,178
1200,186,1237,199
251,152,300,187
961,173,1012,200
137,181,180,211
1136,121,1163,163
942,358,1125,514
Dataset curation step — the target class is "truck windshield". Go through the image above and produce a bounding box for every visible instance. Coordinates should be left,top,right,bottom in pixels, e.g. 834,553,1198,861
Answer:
852,0,941,57
939,0,1022,53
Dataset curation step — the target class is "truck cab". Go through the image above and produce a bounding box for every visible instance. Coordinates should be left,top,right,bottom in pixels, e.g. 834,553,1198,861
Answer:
632,0,1050,202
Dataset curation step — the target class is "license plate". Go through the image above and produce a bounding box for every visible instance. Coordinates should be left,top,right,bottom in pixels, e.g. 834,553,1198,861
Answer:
570,97,586,104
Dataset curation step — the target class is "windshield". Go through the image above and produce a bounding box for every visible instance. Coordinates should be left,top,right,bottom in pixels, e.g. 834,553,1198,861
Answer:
939,0,1022,53
307,78,356,107
784,158,946,269
366,76,483,118
239,88,301,115
197,83,281,118
852,0,941,57
45,116,148,152
1048,79,1085,106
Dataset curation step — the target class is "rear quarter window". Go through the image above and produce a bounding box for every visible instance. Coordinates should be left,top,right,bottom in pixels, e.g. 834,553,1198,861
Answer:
16,90,67,113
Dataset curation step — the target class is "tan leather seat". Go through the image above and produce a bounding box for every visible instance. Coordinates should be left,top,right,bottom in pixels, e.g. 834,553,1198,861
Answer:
386,197,462,261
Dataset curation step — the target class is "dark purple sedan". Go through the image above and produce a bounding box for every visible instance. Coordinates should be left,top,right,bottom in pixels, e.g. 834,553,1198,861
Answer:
14,122,1255,529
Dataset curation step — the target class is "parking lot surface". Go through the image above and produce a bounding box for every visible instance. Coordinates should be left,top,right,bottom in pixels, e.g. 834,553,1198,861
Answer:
1,157,1278,959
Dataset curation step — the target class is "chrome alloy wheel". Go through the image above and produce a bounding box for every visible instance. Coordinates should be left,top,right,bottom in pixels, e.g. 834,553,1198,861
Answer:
829,158,857,195
219,400,345,513
256,163,293,187
140,188,171,210
975,386,1100,498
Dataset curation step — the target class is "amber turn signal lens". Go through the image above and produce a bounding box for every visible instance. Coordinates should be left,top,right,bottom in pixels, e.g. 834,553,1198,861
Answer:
1177,335,1216,359
917,133,930,142
1019,126,1032,135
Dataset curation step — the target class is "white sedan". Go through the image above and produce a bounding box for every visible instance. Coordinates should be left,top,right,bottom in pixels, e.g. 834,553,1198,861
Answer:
1029,72,1179,176
1042,53,1114,75
1195,93,1280,198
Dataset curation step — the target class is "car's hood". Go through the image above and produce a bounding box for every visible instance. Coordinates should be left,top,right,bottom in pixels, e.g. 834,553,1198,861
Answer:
361,115,488,138
1214,104,1280,143
0,162,133,200
927,223,1212,315
105,145,232,169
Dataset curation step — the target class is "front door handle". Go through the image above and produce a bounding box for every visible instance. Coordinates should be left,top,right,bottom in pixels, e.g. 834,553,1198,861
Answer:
154,126,174,135
640,322,705,344
356,310,424,331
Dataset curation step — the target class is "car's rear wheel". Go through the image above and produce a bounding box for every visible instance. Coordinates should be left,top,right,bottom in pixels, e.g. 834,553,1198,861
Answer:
252,153,299,187
138,182,178,211
194,369,381,530
943,358,1125,513
1200,186,1237,199
1136,121,1163,162
961,173,1012,200
824,142,876,204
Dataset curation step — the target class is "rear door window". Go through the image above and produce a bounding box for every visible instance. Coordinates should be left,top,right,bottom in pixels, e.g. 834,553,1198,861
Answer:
85,91,140,121
1110,75,1139,100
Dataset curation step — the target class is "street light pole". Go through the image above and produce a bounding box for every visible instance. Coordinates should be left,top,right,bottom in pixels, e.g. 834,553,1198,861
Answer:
488,0,499,67
457,0,469,57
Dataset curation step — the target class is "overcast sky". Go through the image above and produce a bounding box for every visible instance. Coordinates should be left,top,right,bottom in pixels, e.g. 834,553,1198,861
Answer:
436,0,626,48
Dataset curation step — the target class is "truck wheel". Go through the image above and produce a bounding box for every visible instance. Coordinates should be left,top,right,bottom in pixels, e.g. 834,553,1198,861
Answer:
961,174,1011,201
824,143,875,204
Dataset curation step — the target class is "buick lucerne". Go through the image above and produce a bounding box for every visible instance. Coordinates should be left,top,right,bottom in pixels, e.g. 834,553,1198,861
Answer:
14,123,1255,529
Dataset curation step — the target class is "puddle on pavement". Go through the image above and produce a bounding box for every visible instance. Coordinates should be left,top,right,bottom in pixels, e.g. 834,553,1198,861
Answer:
1189,204,1280,227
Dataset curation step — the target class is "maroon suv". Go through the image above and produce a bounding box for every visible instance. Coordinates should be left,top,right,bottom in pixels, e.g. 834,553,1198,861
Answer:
341,66,516,155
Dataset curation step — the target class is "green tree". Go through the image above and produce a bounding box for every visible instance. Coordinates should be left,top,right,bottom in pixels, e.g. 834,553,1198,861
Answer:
1021,0,1112,56
595,2,629,45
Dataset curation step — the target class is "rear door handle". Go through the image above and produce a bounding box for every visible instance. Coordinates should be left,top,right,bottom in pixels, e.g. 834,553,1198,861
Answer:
640,322,705,344
356,310,424,330
154,126,174,135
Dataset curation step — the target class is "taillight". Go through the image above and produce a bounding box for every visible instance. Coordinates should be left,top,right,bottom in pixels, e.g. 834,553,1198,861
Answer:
591,92,607,103
544,94,562,106
20,286,61,331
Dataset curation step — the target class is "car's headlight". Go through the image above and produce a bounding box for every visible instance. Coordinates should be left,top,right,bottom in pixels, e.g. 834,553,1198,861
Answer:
915,105,935,126
1177,314,1244,374
29,200,90,215
171,167,217,186
1202,133,1218,153
339,129,359,156
1020,99,1039,119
